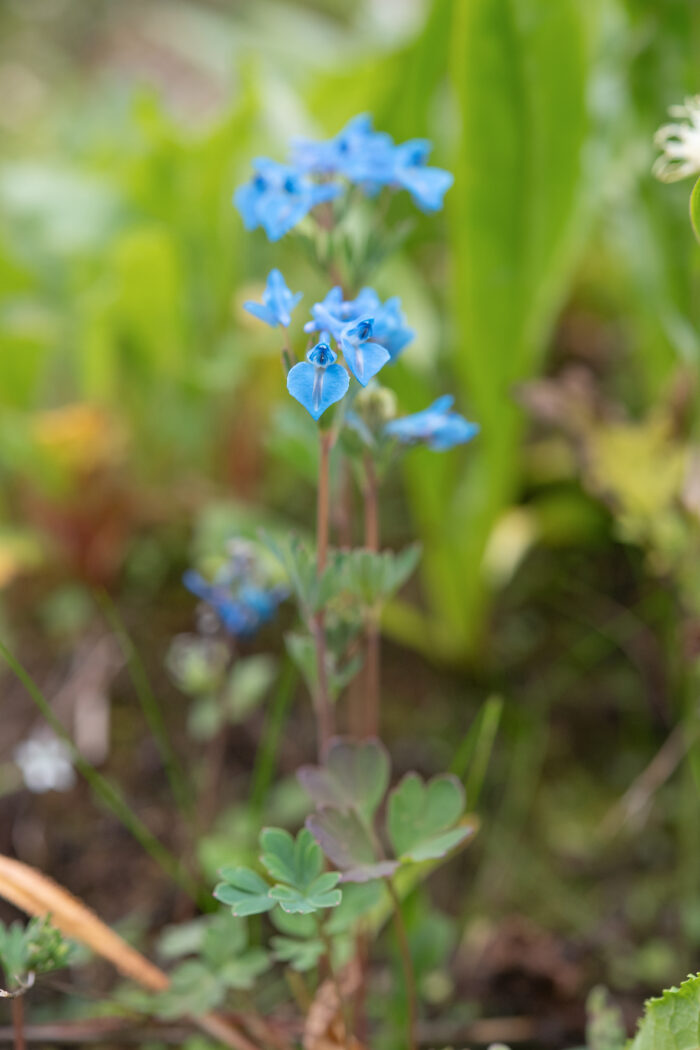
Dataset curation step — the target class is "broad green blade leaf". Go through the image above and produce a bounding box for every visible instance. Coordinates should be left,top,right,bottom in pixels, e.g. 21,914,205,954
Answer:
401,0,594,651
691,177,700,245
260,827,323,890
630,973,700,1050
298,738,390,821
213,867,274,917
387,772,465,860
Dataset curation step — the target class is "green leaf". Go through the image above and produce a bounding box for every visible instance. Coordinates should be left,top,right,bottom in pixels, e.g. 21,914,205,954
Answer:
307,808,398,883
630,973,700,1050
398,0,594,654
387,773,468,862
269,872,342,915
586,987,626,1050
324,882,385,935
157,918,208,960
156,960,224,1018
219,948,270,991
285,631,318,694
225,655,277,724
691,177,700,245
298,738,390,822
271,935,325,972
260,827,323,890
213,867,274,917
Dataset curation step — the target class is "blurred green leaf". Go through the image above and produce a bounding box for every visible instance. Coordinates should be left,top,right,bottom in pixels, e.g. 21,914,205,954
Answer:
630,972,700,1050
387,772,469,862
690,176,700,244
298,738,390,822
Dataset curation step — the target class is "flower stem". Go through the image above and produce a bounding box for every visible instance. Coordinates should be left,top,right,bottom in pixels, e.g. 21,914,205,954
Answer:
385,877,417,1050
363,453,380,737
12,996,25,1050
313,430,334,759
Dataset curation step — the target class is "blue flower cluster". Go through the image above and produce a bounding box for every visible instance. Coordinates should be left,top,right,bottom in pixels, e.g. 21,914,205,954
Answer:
184,542,286,639
244,270,476,449
235,114,453,241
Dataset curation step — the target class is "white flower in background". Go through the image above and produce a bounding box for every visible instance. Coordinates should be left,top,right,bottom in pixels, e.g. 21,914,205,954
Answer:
653,95,700,182
14,731,75,793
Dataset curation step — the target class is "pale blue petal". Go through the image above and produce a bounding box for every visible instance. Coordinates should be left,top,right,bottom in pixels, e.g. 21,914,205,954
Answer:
244,301,276,326
340,337,390,386
429,419,480,451
287,361,349,420
397,166,453,212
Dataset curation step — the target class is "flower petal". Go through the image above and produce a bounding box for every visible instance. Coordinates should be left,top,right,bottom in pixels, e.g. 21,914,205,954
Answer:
287,361,350,420
340,337,390,386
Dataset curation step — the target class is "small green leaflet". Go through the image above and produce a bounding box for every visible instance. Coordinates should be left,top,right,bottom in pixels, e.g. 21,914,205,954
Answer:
269,872,342,914
387,772,472,862
260,827,323,888
214,867,275,916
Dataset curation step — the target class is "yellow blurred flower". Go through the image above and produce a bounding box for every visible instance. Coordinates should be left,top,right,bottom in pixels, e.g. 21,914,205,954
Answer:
31,403,126,476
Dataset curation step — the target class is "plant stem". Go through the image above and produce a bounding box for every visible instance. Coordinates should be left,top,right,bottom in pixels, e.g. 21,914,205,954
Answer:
11,996,25,1050
363,453,380,737
319,924,352,1047
385,877,417,1050
313,430,334,759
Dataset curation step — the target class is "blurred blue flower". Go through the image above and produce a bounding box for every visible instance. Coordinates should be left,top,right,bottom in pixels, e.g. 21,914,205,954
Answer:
183,568,286,639
305,287,413,362
390,140,454,212
287,341,350,420
385,395,479,451
290,116,453,211
291,114,393,182
244,269,302,328
234,158,341,241
339,318,390,386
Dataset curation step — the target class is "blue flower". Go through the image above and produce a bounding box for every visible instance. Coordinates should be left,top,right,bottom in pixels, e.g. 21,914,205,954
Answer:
290,116,453,211
390,140,454,212
234,158,341,241
305,287,413,363
385,396,479,451
244,269,302,328
183,569,286,638
338,318,390,386
291,114,394,183
286,341,350,420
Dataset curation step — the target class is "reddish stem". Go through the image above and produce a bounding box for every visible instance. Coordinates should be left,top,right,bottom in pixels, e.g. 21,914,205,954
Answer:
363,454,380,737
12,997,25,1050
313,431,334,758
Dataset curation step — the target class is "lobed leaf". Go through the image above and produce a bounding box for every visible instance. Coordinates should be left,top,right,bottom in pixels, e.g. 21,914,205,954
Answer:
306,807,397,883
387,772,466,861
213,867,274,917
298,738,390,822
271,935,325,972
269,872,342,915
260,827,323,890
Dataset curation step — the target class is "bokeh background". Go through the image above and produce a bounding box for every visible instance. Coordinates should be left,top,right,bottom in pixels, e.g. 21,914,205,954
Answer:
1,0,700,1045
